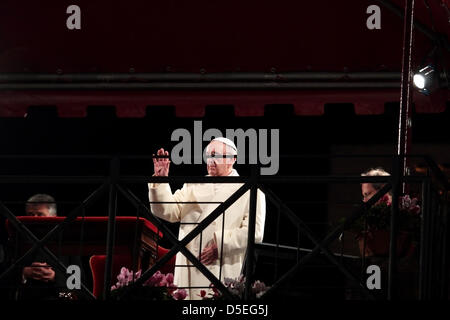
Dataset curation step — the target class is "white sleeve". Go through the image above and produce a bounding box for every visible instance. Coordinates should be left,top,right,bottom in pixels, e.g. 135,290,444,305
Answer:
148,183,190,223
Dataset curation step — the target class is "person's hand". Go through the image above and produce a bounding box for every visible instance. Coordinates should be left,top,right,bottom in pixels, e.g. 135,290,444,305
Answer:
200,240,218,265
23,262,56,282
153,148,170,176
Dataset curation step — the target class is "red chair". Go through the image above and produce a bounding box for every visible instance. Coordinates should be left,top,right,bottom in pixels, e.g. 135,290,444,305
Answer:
89,254,132,298
89,247,176,298
156,246,176,275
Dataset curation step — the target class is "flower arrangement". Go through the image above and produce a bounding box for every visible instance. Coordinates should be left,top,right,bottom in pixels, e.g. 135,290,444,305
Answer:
110,267,187,300
348,194,421,237
199,275,269,300
344,194,421,257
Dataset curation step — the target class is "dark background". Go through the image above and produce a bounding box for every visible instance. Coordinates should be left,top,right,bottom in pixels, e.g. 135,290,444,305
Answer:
0,0,449,301
0,101,448,299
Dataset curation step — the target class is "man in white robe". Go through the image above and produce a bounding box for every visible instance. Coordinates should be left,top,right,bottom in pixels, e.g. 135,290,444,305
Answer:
148,138,266,300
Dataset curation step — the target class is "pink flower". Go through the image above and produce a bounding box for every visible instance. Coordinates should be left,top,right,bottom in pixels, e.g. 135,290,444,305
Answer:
111,267,189,300
203,276,269,299
167,284,177,295
407,198,420,215
398,195,421,215
144,270,164,287
159,275,169,287
134,270,141,280
165,273,174,285
172,289,187,300
377,194,391,206
111,267,141,290
252,280,268,298
208,283,221,298
410,205,421,215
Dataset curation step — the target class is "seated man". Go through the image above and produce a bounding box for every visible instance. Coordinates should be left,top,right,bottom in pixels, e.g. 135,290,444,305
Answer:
15,194,84,300
360,167,392,204
148,137,266,300
358,168,418,299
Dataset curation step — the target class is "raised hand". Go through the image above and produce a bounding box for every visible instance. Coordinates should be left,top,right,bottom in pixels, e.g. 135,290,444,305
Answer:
153,148,170,176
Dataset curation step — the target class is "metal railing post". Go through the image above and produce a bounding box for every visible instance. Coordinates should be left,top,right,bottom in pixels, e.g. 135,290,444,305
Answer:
244,165,258,300
441,191,450,299
103,157,120,300
388,155,401,300
419,177,431,299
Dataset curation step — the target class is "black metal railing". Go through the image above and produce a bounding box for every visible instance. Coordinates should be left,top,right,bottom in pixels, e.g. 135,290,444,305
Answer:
0,154,447,300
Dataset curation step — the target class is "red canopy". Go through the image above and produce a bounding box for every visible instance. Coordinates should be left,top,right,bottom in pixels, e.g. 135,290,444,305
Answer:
0,0,448,117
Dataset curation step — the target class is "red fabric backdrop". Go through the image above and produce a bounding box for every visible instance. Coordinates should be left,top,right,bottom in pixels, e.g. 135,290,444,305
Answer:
0,0,448,116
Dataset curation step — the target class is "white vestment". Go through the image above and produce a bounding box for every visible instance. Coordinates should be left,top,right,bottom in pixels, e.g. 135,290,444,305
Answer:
148,169,266,300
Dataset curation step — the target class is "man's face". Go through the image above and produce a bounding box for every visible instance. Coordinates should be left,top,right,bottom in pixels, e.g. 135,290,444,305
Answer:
361,183,377,202
206,141,236,177
26,204,53,217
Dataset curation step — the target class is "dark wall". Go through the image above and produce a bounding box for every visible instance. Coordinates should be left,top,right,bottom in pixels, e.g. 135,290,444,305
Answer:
1,102,449,238
0,102,448,298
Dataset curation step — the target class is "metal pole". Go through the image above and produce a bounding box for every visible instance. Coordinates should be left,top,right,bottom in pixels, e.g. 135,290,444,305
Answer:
397,0,415,192
0,81,402,91
441,191,450,299
244,165,258,300
428,185,437,299
418,178,431,299
388,0,415,300
388,156,401,300
0,71,402,83
103,157,120,299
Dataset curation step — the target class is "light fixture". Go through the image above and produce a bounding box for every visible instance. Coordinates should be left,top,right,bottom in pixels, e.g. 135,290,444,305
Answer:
413,65,435,95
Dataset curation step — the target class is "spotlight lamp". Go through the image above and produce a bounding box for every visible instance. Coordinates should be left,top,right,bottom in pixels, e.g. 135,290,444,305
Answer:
413,65,435,95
